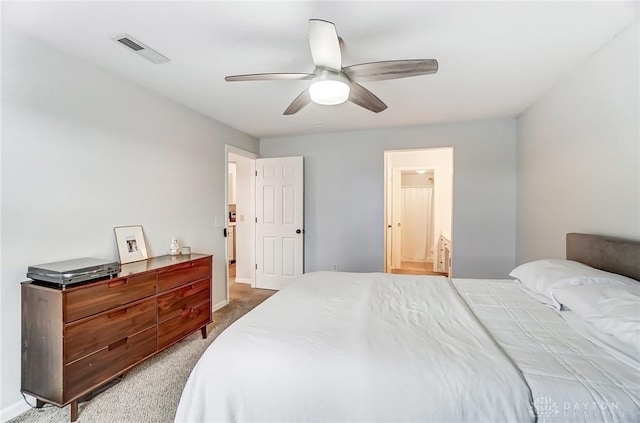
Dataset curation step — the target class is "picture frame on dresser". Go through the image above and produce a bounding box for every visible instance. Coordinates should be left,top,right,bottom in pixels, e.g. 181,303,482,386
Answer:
114,225,148,264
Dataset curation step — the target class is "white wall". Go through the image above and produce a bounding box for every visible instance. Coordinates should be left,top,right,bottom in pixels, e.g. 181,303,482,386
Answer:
0,27,258,414
260,118,517,278
401,173,433,187
516,21,640,262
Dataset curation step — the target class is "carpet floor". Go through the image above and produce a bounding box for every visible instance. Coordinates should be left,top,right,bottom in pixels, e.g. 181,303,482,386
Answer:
10,285,275,423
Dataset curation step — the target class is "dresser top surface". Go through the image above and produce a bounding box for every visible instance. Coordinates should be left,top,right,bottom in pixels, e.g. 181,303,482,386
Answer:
118,253,211,276
23,254,212,289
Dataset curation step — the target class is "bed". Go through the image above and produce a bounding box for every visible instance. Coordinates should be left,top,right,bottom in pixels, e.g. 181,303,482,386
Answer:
176,233,640,422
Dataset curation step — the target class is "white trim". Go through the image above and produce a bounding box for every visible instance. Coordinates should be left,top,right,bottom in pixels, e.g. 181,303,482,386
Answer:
224,145,259,301
383,148,455,275
212,299,229,312
227,145,259,160
1,398,31,422
234,278,251,284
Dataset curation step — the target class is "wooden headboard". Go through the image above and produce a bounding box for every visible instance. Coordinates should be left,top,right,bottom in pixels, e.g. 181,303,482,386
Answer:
566,233,640,281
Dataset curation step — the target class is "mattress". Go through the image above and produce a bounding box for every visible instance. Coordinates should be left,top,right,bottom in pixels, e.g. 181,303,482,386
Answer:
176,272,534,422
453,278,640,422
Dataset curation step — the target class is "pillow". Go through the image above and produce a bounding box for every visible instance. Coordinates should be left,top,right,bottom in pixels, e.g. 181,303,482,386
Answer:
509,259,637,310
553,284,640,360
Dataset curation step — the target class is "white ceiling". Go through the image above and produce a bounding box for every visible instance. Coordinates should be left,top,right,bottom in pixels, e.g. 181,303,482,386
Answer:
2,1,637,139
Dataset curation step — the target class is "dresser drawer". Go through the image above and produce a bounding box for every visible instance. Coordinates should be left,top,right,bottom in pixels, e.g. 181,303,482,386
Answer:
64,298,157,364
157,278,210,324
64,326,156,401
65,273,157,323
157,258,211,292
158,301,210,349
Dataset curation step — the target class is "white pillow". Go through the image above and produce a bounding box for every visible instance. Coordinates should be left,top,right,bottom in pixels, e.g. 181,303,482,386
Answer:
509,259,637,310
553,284,640,360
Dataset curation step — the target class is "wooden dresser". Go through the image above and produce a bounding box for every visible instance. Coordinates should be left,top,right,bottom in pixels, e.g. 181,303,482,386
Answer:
21,254,212,421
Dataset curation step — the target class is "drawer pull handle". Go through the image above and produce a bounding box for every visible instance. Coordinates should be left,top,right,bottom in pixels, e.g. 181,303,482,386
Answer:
108,279,127,288
108,337,128,351
107,308,128,319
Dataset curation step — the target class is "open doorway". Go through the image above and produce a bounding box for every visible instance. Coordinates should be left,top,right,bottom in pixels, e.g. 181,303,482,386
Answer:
384,148,454,276
225,146,259,304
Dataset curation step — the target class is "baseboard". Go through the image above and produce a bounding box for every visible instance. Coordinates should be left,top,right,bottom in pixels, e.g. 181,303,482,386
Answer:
212,299,228,311
234,278,251,284
1,397,31,422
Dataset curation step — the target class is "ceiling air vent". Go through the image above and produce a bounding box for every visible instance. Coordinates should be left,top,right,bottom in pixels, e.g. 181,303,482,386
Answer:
112,34,170,64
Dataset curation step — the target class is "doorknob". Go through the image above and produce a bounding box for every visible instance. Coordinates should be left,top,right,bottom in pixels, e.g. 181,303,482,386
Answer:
296,229,302,234
387,225,392,228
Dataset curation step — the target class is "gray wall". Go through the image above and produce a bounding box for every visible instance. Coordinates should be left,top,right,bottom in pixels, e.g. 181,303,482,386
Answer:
516,22,640,262
1,27,258,411
260,119,517,279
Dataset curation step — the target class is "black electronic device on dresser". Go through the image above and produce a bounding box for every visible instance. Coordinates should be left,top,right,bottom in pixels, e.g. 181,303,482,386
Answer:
21,254,213,422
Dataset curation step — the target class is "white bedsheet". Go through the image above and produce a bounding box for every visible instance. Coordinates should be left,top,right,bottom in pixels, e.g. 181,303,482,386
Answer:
453,278,640,422
176,272,534,422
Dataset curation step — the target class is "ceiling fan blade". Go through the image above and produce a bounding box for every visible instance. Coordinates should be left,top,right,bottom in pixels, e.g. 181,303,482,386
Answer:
283,89,312,115
343,59,438,82
309,19,342,72
225,73,315,82
348,82,387,113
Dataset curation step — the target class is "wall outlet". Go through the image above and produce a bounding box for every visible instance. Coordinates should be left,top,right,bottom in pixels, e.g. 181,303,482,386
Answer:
332,264,338,271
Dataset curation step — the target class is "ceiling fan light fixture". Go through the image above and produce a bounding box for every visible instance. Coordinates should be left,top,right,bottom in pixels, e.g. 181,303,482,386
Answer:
308,72,350,105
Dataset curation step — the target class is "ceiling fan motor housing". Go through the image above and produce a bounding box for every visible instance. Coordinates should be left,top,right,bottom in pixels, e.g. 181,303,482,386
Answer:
308,69,351,105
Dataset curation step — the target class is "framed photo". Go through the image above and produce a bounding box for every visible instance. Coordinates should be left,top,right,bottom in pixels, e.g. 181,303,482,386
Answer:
114,225,148,264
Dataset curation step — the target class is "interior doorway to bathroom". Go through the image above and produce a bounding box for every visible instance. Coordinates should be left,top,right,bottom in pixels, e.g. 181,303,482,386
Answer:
225,146,257,303
383,148,454,276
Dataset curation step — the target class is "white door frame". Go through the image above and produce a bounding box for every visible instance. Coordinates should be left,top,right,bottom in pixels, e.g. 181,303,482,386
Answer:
383,148,454,274
225,145,259,305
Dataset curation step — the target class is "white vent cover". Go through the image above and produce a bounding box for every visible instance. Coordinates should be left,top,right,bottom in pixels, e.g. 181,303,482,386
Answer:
112,34,170,64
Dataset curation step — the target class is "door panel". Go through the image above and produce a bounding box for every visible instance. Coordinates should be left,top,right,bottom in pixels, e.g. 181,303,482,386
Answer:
256,157,304,290
263,237,276,276
282,186,296,224
263,186,276,224
282,238,296,277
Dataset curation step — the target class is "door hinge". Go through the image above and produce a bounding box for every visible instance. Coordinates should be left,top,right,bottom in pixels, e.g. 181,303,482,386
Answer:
255,170,258,176
255,264,257,270
255,217,257,223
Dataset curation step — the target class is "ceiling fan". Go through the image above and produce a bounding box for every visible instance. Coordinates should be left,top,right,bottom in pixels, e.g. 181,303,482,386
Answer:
225,19,438,115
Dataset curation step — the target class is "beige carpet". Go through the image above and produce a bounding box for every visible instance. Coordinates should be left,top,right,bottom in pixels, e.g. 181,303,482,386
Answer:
10,285,275,423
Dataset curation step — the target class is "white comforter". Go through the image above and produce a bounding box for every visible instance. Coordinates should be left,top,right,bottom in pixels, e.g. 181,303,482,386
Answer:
176,272,534,422
454,278,640,422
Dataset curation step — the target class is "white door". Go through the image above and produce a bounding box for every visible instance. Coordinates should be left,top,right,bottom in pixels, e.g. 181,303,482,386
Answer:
255,157,304,290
